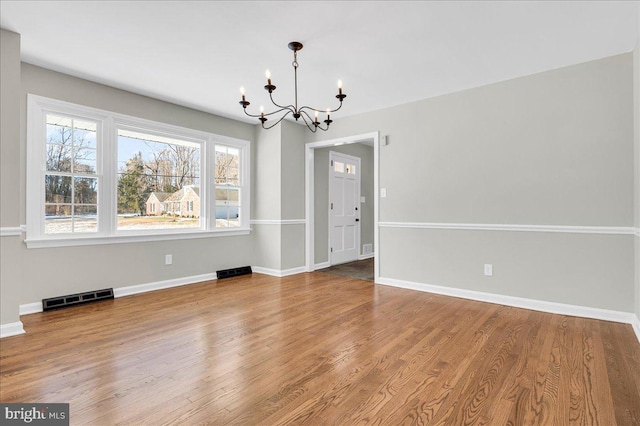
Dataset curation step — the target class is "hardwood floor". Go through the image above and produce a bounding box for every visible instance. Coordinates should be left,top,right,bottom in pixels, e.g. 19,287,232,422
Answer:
1,272,639,425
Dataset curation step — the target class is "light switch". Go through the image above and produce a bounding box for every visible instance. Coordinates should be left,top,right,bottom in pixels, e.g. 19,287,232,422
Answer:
381,188,387,198
484,264,493,276
360,196,366,203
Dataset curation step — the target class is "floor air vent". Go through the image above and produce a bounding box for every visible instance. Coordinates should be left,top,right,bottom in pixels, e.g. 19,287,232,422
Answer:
216,266,252,280
43,288,114,311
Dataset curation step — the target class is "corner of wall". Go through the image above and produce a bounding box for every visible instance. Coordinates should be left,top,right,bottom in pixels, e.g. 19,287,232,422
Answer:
0,28,23,329
633,39,640,321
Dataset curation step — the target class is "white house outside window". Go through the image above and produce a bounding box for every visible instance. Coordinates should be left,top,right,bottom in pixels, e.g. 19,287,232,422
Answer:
214,145,241,227
116,128,201,230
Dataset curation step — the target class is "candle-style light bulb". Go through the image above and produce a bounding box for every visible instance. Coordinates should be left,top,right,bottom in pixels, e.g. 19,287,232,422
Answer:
337,79,343,95
324,108,332,127
260,105,265,117
265,69,272,85
240,86,246,101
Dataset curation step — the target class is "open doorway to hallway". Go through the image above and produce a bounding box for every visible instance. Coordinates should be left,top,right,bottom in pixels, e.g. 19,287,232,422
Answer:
305,132,379,280
314,143,374,267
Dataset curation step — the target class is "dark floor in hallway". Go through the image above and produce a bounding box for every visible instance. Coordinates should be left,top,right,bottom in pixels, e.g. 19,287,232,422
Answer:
318,257,374,281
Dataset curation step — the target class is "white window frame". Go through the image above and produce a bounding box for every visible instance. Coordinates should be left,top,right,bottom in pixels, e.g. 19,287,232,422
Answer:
26,95,251,248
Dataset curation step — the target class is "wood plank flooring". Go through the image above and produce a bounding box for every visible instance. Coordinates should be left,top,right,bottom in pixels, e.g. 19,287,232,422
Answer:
1,272,639,425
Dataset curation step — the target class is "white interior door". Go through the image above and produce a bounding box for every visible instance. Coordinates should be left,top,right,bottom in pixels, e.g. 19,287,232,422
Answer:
329,151,361,265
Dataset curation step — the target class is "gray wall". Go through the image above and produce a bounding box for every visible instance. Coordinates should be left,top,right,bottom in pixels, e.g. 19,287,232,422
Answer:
313,143,374,265
1,30,21,228
634,40,640,319
280,121,306,269
12,63,256,306
251,120,306,271
308,53,636,312
252,126,282,270
254,126,282,220
281,121,306,221
380,228,633,310
0,29,22,325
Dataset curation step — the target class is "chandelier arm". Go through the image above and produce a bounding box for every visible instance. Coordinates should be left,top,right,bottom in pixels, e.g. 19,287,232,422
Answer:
298,110,318,133
299,101,343,115
269,91,296,112
299,110,331,132
243,106,292,119
299,109,315,123
263,106,294,117
243,108,263,119
261,110,293,130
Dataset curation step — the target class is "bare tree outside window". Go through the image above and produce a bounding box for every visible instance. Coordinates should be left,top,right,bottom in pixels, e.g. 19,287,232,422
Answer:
44,115,98,234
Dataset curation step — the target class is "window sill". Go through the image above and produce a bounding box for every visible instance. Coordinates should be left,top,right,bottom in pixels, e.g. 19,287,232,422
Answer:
24,228,252,249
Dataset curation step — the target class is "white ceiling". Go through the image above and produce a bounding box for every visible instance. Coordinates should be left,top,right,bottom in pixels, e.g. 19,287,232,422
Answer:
1,1,639,125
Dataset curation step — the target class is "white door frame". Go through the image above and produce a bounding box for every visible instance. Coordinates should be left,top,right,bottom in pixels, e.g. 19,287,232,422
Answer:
305,131,379,281
328,150,361,265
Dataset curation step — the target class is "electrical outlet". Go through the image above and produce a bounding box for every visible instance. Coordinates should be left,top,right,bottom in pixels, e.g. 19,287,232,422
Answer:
484,264,493,276
165,254,173,265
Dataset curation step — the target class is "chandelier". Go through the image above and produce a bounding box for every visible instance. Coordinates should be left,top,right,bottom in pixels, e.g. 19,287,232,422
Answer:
239,41,346,132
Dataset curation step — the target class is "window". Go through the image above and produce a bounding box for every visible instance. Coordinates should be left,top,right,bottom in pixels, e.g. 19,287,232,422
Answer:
215,145,241,227
116,128,201,230
27,95,250,247
45,114,99,234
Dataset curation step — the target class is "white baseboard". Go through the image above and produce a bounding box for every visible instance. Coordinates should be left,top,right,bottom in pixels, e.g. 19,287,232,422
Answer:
358,253,375,260
377,276,640,343
314,261,331,270
20,302,43,315
632,316,640,344
252,266,307,277
0,321,25,338
114,272,218,298
19,272,219,316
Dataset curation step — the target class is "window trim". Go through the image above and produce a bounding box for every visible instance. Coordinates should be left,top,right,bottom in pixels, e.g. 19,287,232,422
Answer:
26,94,251,248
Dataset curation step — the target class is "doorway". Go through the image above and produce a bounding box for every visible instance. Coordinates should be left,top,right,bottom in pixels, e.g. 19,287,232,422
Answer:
329,151,361,265
305,132,379,281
